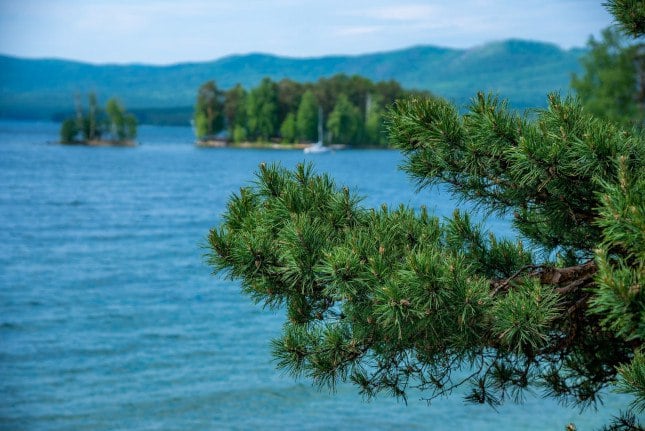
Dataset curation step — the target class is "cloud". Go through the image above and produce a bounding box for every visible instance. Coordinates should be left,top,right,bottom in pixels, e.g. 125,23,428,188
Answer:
360,4,437,21
335,25,382,36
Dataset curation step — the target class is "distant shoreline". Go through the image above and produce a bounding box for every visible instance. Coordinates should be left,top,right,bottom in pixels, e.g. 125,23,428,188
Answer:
196,139,309,150
196,140,349,151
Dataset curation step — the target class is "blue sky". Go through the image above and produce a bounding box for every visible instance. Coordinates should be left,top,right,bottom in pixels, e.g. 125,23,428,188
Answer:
0,0,613,65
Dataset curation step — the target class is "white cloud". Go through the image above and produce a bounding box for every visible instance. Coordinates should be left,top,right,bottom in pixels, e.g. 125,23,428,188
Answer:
359,4,437,21
335,25,382,36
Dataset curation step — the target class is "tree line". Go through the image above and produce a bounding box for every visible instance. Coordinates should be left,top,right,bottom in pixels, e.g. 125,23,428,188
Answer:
193,74,429,147
60,93,137,144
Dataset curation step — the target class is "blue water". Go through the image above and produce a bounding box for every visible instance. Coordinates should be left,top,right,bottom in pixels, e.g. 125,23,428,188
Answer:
0,121,631,430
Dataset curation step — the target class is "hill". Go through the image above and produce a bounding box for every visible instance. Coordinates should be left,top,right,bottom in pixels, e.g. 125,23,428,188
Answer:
0,40,584,124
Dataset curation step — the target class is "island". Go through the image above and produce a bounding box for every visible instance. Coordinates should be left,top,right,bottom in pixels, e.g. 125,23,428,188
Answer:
192,75,429,149
60,93,137,147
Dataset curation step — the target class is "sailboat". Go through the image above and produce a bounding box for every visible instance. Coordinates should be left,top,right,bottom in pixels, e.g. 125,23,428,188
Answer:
304,107,331,154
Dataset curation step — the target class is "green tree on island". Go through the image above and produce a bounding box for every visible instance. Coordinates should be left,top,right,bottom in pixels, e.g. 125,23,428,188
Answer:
60,94,137,144
246,78,279,142
296,90,319,142
280,112,297,143
326,94,362,145
86,92,100,141
364,93,387,146
277,79,305,129
106,98,137,141
208,2,643,429
194,80,225,139
224,84,248,142
60,118,80,144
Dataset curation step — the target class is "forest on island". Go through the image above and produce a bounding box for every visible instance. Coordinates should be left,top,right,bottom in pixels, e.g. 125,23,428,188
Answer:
59,93,137,144
193,74,429,147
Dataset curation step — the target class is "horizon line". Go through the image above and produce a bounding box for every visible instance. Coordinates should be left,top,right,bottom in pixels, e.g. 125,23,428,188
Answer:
0,37,586,68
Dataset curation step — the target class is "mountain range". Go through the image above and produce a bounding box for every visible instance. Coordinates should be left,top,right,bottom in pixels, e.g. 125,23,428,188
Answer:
0,39,585,125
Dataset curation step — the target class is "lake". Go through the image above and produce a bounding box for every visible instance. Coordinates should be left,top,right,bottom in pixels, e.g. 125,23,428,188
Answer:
0,121,630,430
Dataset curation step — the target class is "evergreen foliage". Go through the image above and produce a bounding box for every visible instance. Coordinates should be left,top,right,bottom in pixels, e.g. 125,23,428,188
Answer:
208,3,644,427
296,90,319,142
224,84,247,132
280,112,297,143
193,74,420,146
246,78,279,142
59,118,79,144
571,27,644,128
59,93,137,143
326,94,362,145
105,98,137,140
194,81,225,139
604,0,645,37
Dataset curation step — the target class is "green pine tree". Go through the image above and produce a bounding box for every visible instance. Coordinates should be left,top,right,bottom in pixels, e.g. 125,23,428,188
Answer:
208,2,644,427
326,94,362,145
296,90,319,142
60,118,79,143
194,80,225,139
280,112,297,143
224,84,248,136
571,26,644,128
246,77,279,142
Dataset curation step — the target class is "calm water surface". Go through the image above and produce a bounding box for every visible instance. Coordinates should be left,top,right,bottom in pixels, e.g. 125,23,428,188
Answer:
0,121,631,430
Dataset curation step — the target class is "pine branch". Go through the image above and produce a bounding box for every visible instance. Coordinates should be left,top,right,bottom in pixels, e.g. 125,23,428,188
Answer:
490,264,545,296
604,0,645,37
210,76,643,420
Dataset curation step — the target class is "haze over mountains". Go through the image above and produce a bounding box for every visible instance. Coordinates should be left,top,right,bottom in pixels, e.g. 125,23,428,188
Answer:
0,39,584,125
